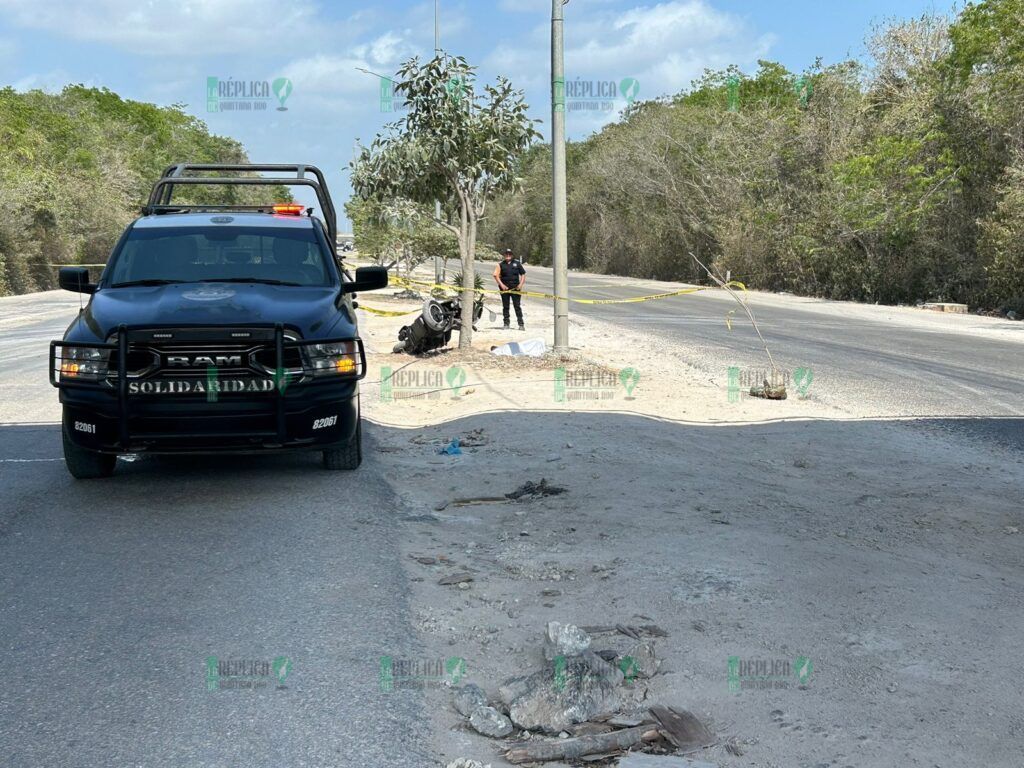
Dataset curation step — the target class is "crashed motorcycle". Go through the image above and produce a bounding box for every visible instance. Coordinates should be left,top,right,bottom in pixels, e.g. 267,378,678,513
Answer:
393,294,484,354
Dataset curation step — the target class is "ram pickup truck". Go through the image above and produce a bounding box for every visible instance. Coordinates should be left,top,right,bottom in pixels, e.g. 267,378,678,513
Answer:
50,163,387,479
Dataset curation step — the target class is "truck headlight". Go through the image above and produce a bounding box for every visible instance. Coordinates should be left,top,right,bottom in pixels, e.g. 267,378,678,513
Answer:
306,341,359,377
59,346,110,381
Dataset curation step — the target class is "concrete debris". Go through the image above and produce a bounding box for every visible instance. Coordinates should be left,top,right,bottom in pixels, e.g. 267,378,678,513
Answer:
469,705,514,738
460,428,490,447
543,621,592,660
620,639,660,679
445,760,491,768
498,675,534,708
749,382,787,400
454,684,489,716
506,652,623,733
452,623,716,766
506,479,566,501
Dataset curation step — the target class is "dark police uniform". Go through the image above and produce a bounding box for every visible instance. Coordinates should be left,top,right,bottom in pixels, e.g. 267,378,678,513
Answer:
498,257,526,328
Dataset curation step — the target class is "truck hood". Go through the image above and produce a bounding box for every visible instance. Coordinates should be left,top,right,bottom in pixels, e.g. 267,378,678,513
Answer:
73,283,348,341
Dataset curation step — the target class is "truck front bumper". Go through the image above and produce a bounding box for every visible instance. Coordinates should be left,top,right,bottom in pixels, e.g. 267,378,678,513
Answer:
52,325,364,455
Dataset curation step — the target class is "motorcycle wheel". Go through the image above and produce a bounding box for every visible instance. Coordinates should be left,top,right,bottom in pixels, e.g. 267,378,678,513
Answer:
423,299,450,332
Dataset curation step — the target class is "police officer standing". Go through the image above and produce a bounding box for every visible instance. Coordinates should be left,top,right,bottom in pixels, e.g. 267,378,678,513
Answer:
494,248,526,330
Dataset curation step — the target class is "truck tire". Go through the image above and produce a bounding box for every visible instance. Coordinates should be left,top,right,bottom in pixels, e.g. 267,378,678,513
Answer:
62,427,116,479
323,420,362,470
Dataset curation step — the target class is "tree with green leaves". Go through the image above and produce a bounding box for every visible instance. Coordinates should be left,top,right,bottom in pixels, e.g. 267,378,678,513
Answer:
351,55,540,348
0,85,278,296
344,196,458,278
481,2,1024,310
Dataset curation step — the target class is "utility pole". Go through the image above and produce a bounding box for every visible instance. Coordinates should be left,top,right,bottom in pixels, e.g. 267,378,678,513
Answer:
434,0,444,286
551,0,569,351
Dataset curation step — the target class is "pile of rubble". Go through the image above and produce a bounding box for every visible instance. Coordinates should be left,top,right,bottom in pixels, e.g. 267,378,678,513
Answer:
445,622,717,767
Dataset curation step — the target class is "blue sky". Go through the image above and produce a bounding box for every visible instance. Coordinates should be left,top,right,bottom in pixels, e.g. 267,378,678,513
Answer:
0,0,960,228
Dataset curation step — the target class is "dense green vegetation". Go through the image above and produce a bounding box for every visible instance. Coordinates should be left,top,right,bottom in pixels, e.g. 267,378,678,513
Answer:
481,1,1024,311
344,197,460,278
0,86,275,296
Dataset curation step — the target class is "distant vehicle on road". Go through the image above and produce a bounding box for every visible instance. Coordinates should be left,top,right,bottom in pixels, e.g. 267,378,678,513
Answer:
50,163,388,478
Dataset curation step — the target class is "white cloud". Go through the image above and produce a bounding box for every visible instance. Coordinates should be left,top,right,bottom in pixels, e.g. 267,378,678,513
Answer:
12,69,97,92
0,0,323,56
486,0,774,137
280,30,419,97
499,0,618,12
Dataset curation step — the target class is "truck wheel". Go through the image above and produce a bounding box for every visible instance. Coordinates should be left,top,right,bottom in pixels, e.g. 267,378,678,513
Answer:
323,421,362,470
62,427,116,479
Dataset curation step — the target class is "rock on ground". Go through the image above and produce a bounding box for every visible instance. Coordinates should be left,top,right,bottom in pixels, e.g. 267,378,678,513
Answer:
506,651,623,733
453,683,488,716
621,639,660,679
542,621,592,660
468,705,514,738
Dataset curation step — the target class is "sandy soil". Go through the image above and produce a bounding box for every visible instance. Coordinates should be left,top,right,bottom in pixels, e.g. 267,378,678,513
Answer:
357,271,1024,768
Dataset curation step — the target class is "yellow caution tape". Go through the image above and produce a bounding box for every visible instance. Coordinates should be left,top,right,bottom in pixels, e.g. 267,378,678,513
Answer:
389,275,708,305
42,266,745,310
358,305,420,317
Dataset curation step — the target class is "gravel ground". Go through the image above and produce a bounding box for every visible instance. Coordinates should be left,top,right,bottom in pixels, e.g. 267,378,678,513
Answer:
360,269,1024,767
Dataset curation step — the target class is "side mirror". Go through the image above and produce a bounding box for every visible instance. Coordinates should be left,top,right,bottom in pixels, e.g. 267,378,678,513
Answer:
58,267,96,294
341,266,389,294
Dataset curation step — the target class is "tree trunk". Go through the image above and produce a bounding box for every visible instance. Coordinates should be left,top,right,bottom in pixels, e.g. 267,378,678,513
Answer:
458,210,477,349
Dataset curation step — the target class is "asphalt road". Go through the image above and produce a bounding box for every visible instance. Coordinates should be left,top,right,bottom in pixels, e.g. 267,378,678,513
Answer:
478,262,1024,450
0,295,431,767
2,274,1022,766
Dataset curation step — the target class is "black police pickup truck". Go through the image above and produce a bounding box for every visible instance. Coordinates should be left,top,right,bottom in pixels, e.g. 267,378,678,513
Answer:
50,164,387,479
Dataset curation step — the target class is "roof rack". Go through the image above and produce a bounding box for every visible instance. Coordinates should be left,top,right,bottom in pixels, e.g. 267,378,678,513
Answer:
143,164,338,244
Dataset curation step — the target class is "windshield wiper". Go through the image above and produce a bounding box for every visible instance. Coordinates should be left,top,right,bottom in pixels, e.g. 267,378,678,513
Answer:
202,278,303,286
110,279,186,288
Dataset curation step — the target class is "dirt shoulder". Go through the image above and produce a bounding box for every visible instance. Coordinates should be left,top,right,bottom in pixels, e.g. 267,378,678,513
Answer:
358,278,1024,767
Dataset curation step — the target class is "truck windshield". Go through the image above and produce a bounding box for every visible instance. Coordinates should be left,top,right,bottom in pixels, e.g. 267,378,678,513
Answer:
108,226,331,287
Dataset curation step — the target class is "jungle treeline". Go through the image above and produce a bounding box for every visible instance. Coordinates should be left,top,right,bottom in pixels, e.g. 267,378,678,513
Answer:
0,86,273,296
482,2,1024,312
